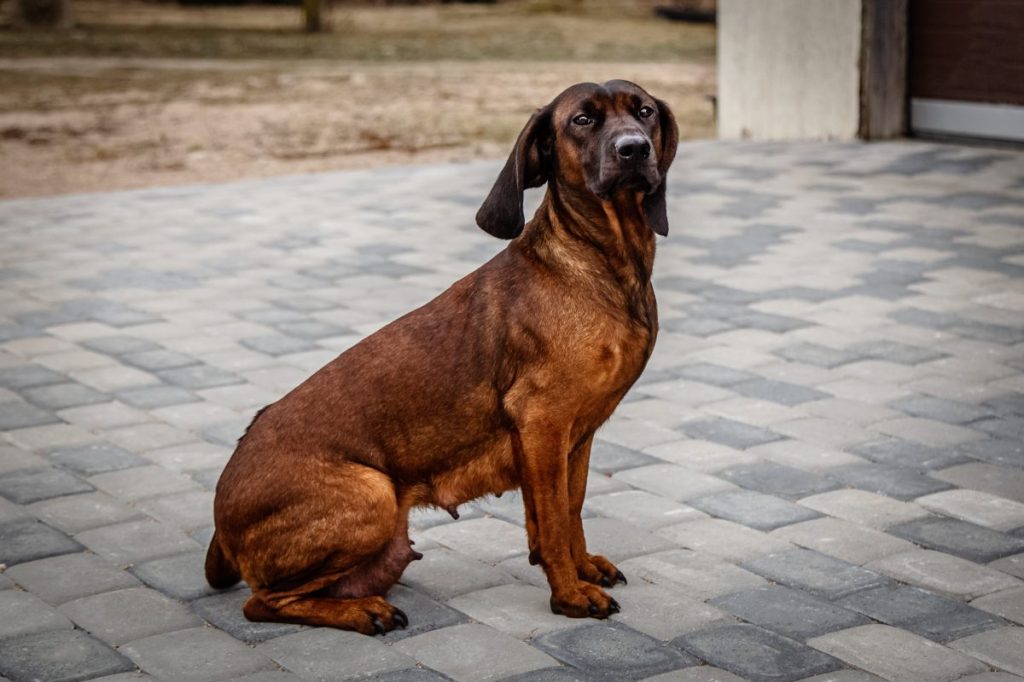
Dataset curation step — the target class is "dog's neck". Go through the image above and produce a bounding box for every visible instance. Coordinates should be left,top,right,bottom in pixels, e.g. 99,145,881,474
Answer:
520,182,657,326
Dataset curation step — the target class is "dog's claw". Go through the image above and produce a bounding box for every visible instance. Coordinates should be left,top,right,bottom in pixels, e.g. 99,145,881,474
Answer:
445,505,460,520
371,616,386,636
528,549,541,566
410,549,424,561
608,598,620,614
616,570,627,585
393,608,409,629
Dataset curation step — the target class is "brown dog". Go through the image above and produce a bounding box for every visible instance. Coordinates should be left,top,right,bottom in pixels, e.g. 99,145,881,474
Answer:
206,80,678,635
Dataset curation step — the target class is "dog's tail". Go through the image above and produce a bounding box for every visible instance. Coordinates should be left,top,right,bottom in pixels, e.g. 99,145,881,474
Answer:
205,530,241,589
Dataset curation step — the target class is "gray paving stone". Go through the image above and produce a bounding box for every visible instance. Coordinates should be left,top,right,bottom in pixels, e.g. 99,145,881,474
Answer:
366,670,456,682
0,365,68,390
121,626,275,681
400,548,515,601
847,341,947,365
261,629,416,681
240,334,318,356
21,382,110,411
420,518,526,564
446,584,586,640
6,552,140,605
889,517,1024,563
689,490,821,531
890,395,992,425
950,626,1024,677
156,364,244,389
0,590,73,639
115,384,200,409
972,587,1024,625
121,349,199,371
866,549,1022,599
386,583,468,642
590,440,662,474
580,517,678,561
717,462,839,500
657,518,794,563
741,549,891,600
47,443,145,475
531,622,698,681
58,586,201,645
89,464,200,501
75,518,201,564
808,624,988,682
81,336,162,356
27,491,141,534
680,418,784,450
838,583,1007,642
0,629,133,682
848,439,969,470
135,489,213,530
585,490,708,529
933,463,1024,504
827,464,952,501
0,518,82,565
675,624,843,682
0,401,60,429
393,623,557,682
192,587,305,643
711,585,869,641
774,343,860,369
614,464,738,503
0,467,93,504
797,489,930,529
990,553,1024,581
732,379,830,407
620,549,767,601
676,363,759,387
130,551,217,600
612,584,738,642
957,438,1024,470
500,669,589,682
770,517,916,565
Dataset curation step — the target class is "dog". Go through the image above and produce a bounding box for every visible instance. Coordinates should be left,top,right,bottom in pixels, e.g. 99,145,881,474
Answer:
206,80,678,635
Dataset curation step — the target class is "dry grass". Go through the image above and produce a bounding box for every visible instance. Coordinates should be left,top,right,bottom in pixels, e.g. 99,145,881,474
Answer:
0,0,716,198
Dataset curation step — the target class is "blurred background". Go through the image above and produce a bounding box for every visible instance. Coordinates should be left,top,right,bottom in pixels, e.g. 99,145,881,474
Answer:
0,0,718,198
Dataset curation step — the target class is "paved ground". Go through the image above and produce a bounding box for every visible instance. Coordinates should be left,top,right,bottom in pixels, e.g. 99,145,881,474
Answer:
0,139,1023,682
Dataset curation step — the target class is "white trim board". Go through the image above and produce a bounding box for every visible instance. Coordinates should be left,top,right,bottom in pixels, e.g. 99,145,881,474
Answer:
912,98,1024,143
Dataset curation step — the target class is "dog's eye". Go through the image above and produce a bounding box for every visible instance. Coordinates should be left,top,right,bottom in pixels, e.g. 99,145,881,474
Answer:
638,105,655,119
572,114,593,126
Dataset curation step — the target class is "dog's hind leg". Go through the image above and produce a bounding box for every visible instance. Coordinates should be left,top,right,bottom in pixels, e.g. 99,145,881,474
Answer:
205,529,241,589
229,460,417,634
244,591,408,635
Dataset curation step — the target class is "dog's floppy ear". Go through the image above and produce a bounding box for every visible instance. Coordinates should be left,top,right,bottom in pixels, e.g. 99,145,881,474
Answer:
644,97,679,237
476,107,552,240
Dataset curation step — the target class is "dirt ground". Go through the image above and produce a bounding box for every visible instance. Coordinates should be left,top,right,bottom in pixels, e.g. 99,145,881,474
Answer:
0,1,716,198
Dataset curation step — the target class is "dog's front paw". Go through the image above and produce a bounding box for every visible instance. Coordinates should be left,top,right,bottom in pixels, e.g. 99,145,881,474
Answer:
577,553,627,588
550,582,620,619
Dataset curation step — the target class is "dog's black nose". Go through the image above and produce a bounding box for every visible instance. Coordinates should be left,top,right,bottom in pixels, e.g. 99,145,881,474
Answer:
615,135,651,160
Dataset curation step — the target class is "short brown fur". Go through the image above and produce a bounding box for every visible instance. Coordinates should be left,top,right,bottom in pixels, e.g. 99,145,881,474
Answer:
207,80,678,635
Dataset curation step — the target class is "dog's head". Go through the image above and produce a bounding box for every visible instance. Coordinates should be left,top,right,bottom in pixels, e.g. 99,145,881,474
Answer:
476,80,679,240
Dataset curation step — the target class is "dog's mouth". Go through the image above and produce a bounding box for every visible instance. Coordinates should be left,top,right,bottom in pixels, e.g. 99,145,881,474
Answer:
590,166,660,200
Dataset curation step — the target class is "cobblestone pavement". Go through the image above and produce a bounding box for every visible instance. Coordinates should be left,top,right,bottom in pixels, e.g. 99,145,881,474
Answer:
1,139,1023,682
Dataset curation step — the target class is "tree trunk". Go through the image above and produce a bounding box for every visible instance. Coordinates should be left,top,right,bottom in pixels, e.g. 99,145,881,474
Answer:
15,0,74,28
303,0,324,33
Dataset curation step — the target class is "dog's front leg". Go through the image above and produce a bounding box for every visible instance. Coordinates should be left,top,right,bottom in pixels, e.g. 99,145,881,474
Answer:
567,435,627,588
512,424,620,619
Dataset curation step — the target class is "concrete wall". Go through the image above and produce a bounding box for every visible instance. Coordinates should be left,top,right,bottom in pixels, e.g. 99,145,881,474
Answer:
718,0,863,140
